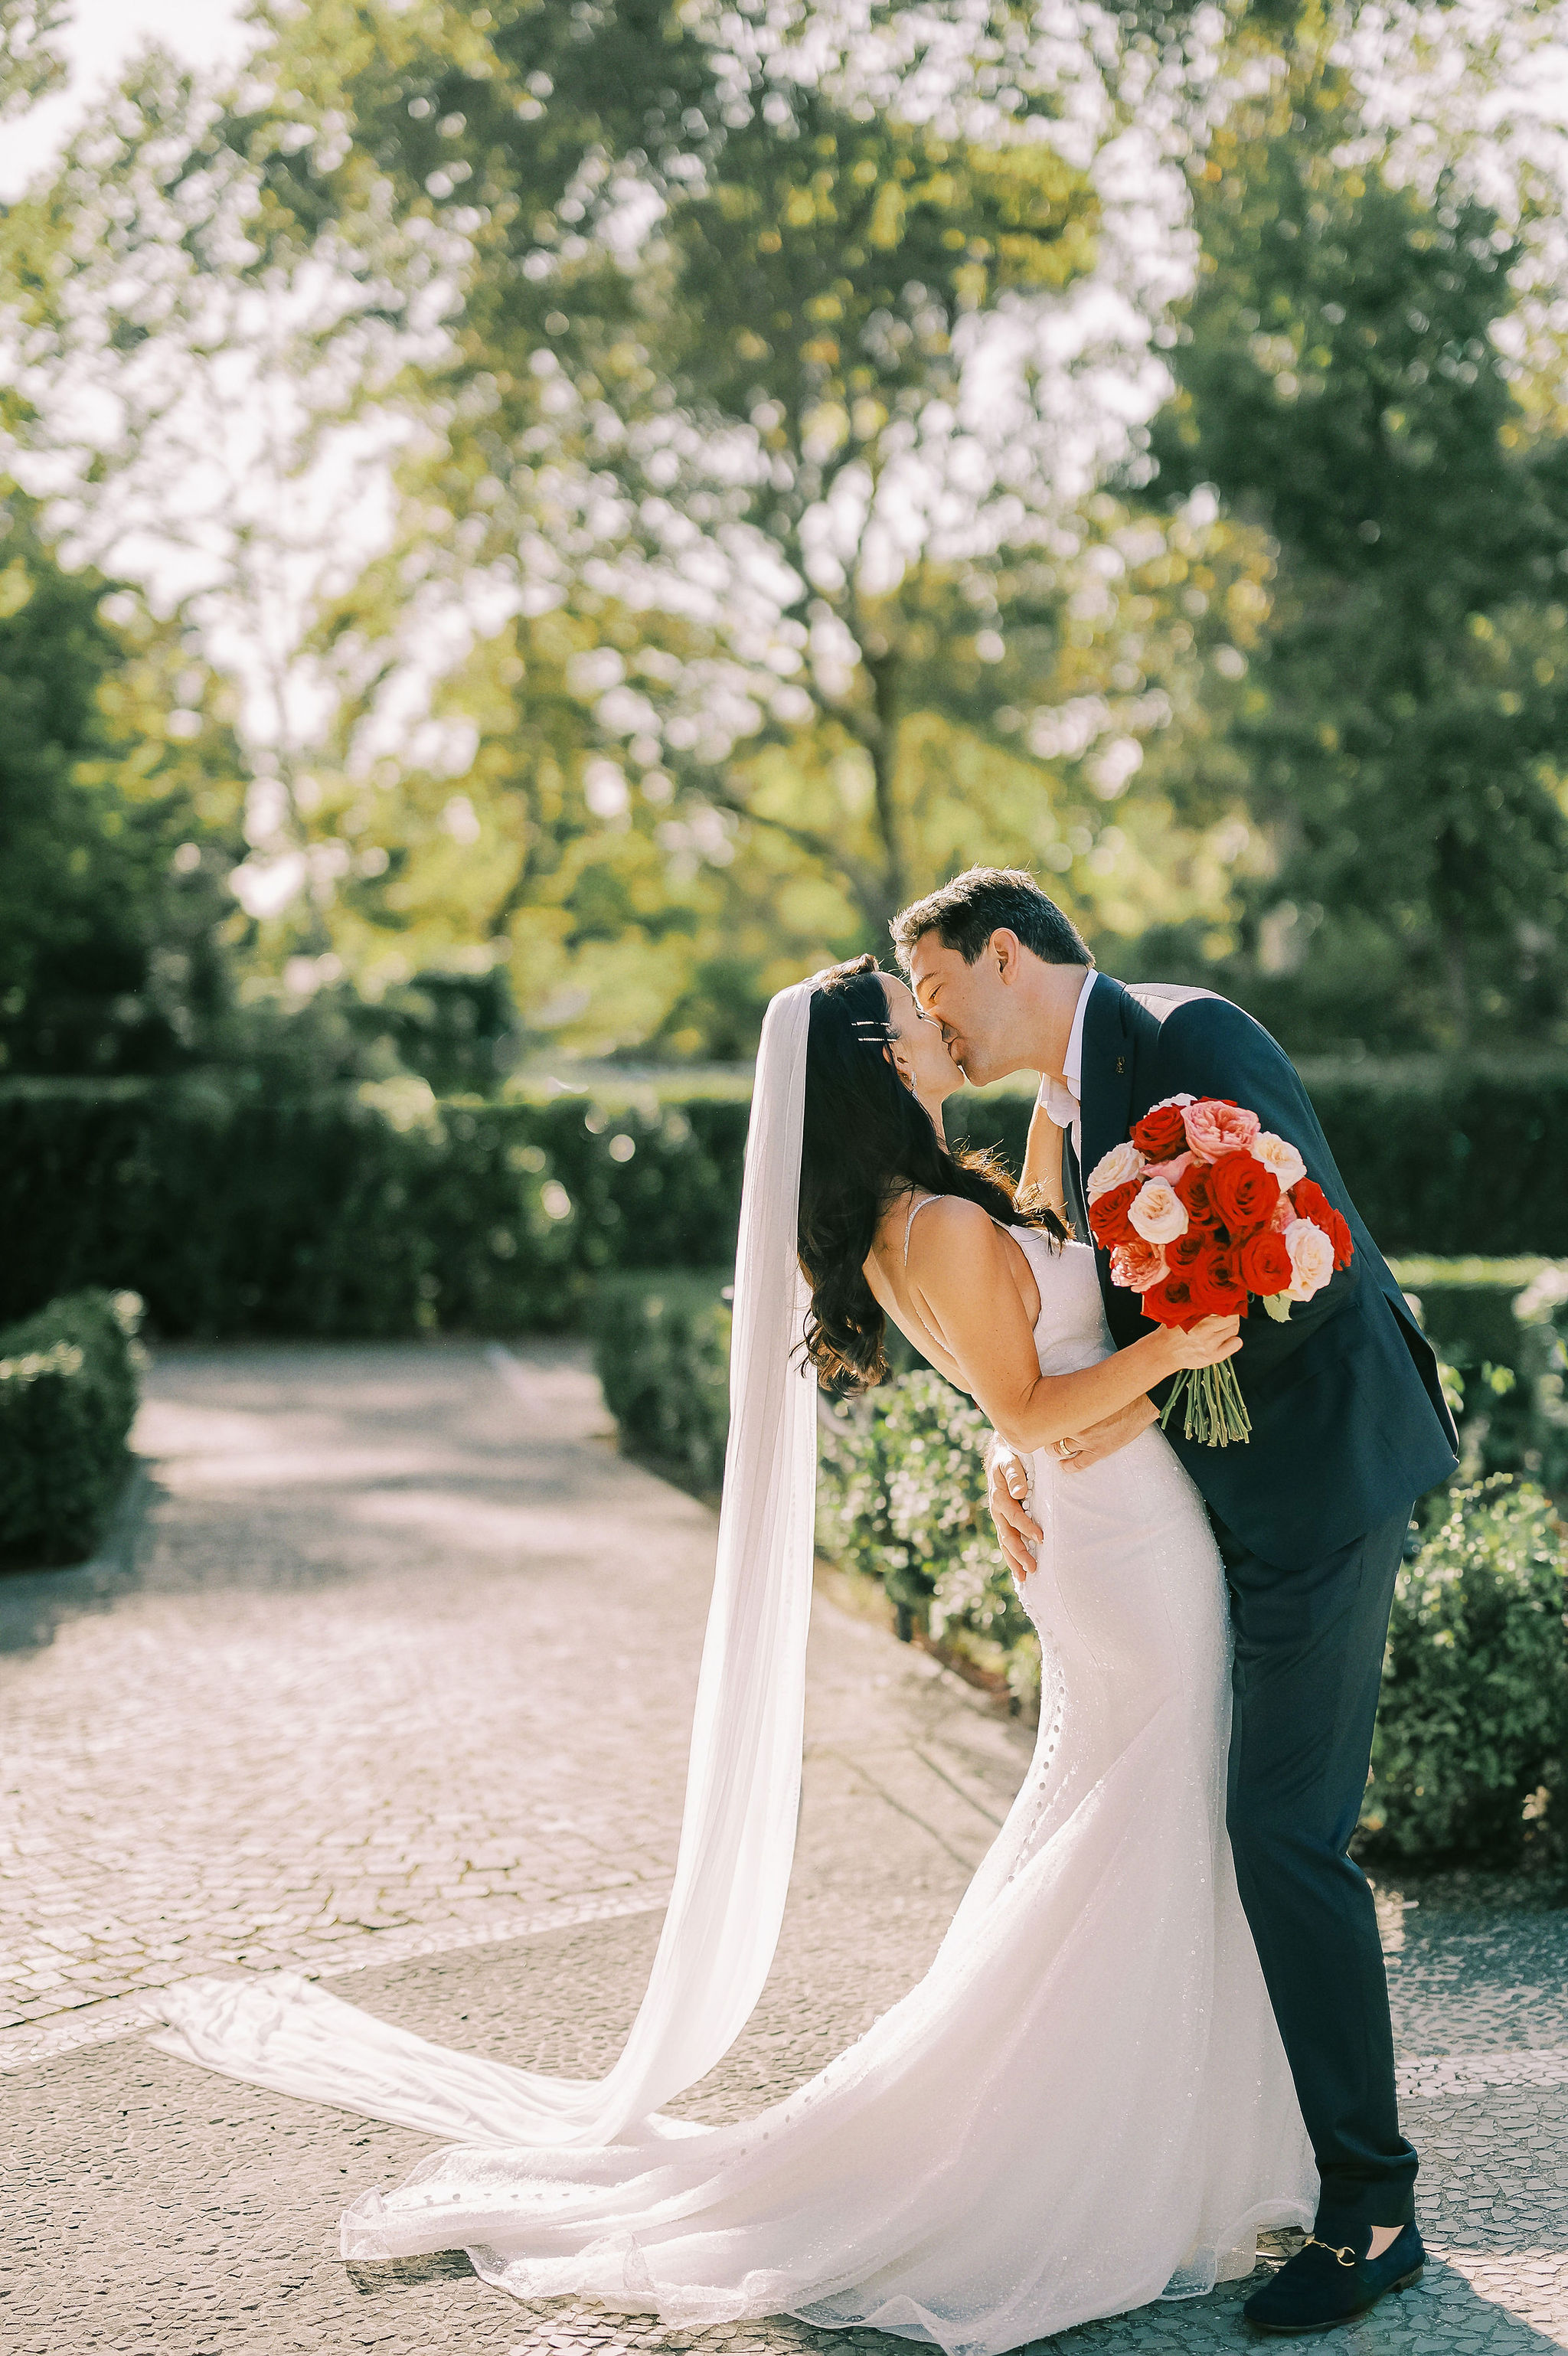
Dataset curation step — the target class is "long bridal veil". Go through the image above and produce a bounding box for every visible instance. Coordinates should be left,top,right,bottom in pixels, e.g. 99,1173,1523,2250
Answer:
153,978,821,2149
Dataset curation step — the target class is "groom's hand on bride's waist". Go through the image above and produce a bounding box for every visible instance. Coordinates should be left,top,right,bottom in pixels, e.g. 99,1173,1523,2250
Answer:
1059,1394,1160,1472
986,1445,1040,1577
986,1400,1159,1574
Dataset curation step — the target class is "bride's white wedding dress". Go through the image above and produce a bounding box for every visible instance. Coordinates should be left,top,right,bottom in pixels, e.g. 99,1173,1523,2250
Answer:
154,1221,1315,2355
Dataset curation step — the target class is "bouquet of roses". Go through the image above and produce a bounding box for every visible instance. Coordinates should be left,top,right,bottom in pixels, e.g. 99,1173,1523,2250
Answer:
1085,1095,1353,1446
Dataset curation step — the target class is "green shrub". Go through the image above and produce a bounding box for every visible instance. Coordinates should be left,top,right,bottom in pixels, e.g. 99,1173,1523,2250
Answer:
818,1371,1039,1707
1361,1479,1568,1863
593,1278,1568,1801
951,1065,1568,1256
0,1289,145,1565
1514,1267,1568,1498
589,1279,1037,1704
589,1271,733,1497
0,1075,745,1336
1290,1064,1568,1256
8,1060,1568,1340
1387,1258,1568,1492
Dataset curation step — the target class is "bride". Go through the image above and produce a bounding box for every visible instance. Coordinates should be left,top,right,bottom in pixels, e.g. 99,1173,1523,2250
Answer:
153,957,1316,2353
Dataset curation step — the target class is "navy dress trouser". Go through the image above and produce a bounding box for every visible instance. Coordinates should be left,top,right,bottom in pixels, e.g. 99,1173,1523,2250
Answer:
1211,1505,1419,2238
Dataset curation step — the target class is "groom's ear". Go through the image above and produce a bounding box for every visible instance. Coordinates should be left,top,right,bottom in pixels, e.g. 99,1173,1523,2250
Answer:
990,928,1024,983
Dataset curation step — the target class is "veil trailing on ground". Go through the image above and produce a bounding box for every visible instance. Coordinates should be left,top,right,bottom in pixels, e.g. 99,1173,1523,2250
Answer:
152,979,822,2148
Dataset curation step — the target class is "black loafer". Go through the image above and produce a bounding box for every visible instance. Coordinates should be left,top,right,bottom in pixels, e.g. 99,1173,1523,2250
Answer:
1243,2224,1425,2335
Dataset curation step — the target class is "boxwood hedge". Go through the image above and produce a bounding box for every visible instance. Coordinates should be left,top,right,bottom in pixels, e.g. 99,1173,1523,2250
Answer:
0,1289,145,1565
5,1054,1567,1337
0,1075,746,1335
1361,1478,1568,1864
592,1270,1568,1853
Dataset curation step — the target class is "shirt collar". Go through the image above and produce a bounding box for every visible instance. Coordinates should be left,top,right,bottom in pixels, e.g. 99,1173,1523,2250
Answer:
1060,966,1098,1100
1035,966,1097,1130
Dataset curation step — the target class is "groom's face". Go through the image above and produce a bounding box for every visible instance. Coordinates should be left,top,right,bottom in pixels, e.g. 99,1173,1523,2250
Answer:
907,931,1011,1086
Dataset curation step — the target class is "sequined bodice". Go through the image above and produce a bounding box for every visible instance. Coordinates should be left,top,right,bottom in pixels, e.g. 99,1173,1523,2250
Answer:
1006,1227,1116,1379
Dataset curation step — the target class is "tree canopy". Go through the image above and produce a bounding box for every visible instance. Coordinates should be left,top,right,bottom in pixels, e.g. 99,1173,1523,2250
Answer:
1148,23,1568,1050
2,0,1564,1071
0,495,243,1073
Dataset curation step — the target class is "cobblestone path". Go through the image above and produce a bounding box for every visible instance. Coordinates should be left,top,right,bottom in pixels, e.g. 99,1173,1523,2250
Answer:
2,1342,1565,2354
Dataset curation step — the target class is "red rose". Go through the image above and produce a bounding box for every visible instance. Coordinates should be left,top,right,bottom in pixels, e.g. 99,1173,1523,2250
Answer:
1130,1103,1188,1161
1207,1151,1280,1244
1292,1177,1330,1224
1291,1178,1354,1269
1087,1180,1140,1250
1238,1229,1293,1296
1186,1245,1250,1318
1142,1272,1197,1327
1174,1160,1217,1230
1165,1227,1209,1273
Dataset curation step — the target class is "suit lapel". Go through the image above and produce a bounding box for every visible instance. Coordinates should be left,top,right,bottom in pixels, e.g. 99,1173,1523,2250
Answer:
1077,973,1137,1191
1062,1130,1089,1244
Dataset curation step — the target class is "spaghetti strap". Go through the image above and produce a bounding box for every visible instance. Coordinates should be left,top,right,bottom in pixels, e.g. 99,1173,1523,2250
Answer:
903,1191,940,1263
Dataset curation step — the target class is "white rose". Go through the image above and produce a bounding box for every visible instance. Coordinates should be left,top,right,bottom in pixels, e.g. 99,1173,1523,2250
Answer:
1086,1140,1146,1202
1284,1217,1335,1302
1149,1092,1195,1111
1253,1130,1307,1190
1128,1179,1190,1247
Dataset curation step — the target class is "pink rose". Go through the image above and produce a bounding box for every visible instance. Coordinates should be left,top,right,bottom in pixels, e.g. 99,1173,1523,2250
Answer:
1182,1096,1262,1162
1111,1237,1168,1292
1283,1217,1335,1302
1128,1178,1190,1247
1143,1150,1194,1187
1269,1194,1295,1234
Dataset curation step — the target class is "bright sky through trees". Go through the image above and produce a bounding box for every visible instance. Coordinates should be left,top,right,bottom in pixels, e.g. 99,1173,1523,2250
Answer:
0,1,252,198
6,0,1568,1071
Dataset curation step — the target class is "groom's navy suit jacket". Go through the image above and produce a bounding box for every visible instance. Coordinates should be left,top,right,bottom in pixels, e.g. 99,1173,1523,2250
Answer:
1069,976,1458,1570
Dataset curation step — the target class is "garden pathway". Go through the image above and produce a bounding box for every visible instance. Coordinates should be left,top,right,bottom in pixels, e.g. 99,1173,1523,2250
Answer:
0,1340,1564,2354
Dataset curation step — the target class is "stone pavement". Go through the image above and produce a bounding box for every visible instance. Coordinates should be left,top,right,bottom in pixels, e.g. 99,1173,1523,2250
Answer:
1,1341,1565,2354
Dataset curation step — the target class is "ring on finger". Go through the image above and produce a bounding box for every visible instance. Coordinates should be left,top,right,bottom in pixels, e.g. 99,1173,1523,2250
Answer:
1054,1437,1080,1461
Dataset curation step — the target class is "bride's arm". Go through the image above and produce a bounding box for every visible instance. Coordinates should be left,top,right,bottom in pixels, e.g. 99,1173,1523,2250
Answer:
906,1197,1240,1455
1019,1100,1068,1220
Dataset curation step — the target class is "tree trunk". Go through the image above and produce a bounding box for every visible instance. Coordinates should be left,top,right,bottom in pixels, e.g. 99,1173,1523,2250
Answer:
864,649,906,939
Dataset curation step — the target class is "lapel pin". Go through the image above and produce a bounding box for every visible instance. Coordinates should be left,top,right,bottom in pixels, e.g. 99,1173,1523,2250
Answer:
1116,1056,1126,1074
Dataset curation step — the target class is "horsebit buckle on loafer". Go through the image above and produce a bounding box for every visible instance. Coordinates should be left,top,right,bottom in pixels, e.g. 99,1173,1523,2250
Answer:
1302,2237,1358,2268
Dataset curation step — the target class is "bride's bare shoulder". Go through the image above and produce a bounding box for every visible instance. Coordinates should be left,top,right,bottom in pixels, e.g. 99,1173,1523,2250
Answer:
903,1194,1000,1272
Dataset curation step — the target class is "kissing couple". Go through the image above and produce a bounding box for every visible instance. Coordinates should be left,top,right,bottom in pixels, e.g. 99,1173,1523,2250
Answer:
155,867,1458,2348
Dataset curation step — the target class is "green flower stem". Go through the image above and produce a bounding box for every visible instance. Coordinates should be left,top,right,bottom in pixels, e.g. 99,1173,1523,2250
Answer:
1159,1362,1253,1447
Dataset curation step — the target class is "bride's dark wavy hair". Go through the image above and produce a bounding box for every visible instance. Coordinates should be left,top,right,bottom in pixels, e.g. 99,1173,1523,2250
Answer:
799,955,1065,1390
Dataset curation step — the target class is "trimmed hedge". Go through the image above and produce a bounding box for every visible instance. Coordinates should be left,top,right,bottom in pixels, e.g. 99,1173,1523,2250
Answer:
1387,1258,1568,1492
0,1289,144,1564
593,1276,1568,1853
6,1057,1568,1337
1361,1479,1568,1864
595,1281,1568,1853
590,1269,1040,1704
817,1372,1040,1707
589,1270,733,1497
0,1076,746,1335
950,1060,1568,1259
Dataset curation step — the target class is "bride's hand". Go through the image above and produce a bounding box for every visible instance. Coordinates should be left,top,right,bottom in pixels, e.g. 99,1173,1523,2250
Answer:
1162,1314,1243,1371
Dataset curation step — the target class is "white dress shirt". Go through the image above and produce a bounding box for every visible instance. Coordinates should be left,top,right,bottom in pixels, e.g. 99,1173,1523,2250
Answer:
1037,966,1099,1162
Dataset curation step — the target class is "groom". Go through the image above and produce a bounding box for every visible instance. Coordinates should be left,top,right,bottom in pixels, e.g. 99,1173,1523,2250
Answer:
890,867,1458,2337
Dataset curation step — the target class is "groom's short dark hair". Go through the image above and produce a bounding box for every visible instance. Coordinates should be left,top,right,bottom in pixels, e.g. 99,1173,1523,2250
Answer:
890,868,1093,971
